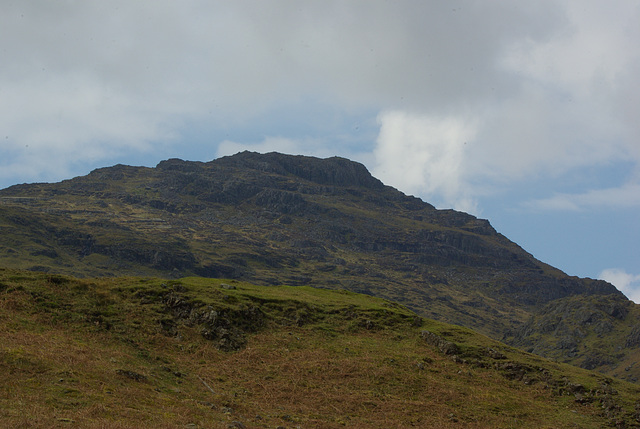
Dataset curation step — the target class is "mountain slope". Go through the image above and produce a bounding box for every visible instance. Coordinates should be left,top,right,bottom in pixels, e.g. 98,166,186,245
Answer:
0,151,637,381
2,268,640,428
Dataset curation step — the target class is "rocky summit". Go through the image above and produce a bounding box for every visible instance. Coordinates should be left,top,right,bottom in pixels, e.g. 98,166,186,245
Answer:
1,151,639,382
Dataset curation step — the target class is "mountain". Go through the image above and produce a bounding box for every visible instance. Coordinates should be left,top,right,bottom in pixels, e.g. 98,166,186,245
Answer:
0,151,638,382
2,268,640,428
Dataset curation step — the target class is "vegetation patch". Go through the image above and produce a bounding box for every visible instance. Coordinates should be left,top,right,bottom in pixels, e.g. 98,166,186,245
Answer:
1,268,640,428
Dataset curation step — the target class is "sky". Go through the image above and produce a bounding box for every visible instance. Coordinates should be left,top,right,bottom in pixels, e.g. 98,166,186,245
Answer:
1,1,639,301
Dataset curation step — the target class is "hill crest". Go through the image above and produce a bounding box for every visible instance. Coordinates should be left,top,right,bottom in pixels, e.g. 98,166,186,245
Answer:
0,151,636,383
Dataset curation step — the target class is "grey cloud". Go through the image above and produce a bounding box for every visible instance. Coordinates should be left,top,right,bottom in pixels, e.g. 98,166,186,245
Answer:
1,0,566,113
1,0,638,198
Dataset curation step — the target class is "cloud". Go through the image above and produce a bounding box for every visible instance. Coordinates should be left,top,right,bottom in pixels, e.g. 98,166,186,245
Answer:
0,74,178,184
486,0,639,178
599,268,640,303
368,1,640,213
522,182,640,211
0,2,562,179
1,0,639,209
372,111,478,213
364,2,640,214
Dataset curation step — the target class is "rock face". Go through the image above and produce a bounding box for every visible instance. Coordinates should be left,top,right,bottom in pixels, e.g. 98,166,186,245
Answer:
211,151,386,189
0,151,636,381
162,286,264,351
505,293,640,382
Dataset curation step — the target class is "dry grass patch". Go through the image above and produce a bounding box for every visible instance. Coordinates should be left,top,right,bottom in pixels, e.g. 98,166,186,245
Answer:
0,269,637,428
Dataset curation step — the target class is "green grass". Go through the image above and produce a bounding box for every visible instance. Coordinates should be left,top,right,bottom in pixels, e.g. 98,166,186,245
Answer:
1,268,640,428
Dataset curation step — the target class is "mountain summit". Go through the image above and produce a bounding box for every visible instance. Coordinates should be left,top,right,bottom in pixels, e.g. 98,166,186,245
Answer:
0,151,638,381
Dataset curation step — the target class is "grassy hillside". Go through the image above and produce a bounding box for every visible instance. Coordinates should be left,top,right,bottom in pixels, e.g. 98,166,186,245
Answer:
1,268,639,428
1,152,634,384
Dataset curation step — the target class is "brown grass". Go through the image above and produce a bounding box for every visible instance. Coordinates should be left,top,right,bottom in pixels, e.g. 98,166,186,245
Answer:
0,270,634,428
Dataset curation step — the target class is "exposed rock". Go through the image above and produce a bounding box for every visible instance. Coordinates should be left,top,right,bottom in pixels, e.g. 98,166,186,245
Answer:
214,151,386,189
253,189,311,214
421,330,459,356
162,291,264,351
506,293,636,376
626,325,640,348
486,348,507,360
581,353,614,371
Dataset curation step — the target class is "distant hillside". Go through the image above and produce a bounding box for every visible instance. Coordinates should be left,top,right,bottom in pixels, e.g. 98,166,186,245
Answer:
0,151,638,382
2,268,640,428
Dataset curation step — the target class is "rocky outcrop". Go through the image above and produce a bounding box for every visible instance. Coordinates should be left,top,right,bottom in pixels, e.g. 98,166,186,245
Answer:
505,294,639,380
626,325,640,348
212,151,385,189
420,330,459,355
162,286,265,351
253,189,312,214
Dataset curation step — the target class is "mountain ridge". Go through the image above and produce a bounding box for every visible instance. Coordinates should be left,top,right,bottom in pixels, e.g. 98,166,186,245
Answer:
0,151,636,382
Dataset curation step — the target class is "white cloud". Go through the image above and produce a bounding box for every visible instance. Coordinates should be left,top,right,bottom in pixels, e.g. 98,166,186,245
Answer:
468,88,628,183
363,1,640,215
599,268,640,303
488,0,639,179
0,75,178,183
372,111,478,214
501,1,637,96
523,182,640,211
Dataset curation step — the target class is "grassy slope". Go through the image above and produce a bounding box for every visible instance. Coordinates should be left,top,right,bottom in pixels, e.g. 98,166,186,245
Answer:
1,268,639,428
0,178,569,337
1,157,631,377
